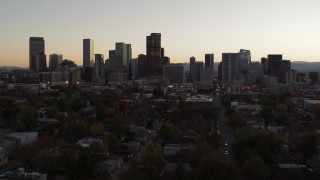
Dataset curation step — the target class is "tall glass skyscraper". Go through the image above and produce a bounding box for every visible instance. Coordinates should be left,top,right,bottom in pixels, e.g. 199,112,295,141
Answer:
238,49,251,75
29,37,45,72
222,53,239,86
83,39,94,68
49,54,63,71
146,33,163,76
205,53,214,77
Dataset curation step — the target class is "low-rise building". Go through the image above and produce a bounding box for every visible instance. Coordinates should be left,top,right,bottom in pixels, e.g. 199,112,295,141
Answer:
77,137,103,148
0,147,8,166
304,100,320,110
6,132,38,146
231,102,261,115
163,144,193,156
0,168,47,180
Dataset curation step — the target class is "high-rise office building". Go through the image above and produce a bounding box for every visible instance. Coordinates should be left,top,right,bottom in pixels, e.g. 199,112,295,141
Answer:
114,42,132,79
83,39,94,68
49,54,63,71
130,58,139,80
278,60,291,83
115,43,127,73
261,57,268,75
309,72,319,82
146,33,165,76
163,64,185,84
138,54,147,78
286,69,297,84
195,62,204,82
29,37,45,72
238,49,251,73
201,68,214,84
265,54,291,83
107,50,116,72
221,53,239,86
37,54,47,72
105,42,132,81
248,62,261,85
190,56,196,80
126,44,132,80
205,54,214,71
238,49,251,84
267,54,282,76
94,54,105,80
205,54,214,80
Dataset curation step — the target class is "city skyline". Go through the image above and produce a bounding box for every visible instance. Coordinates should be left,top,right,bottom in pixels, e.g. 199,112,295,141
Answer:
1,0,320,67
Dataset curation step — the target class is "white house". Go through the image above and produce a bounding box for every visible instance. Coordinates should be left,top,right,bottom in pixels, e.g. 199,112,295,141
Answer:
6,132,38,146
0,147,8,166
163,144,193,156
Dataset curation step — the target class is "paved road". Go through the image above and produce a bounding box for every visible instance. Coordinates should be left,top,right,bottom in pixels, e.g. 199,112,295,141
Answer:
213,96,234,158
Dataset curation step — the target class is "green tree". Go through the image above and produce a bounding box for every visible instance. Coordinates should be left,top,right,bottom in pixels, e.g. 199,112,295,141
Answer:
159,123,179,141
221,94,231,109
285,168,304,180
260,105,274,127
61,119,88,142
297,132,319,158
95,104,108,122
104,116,127,138
241,156,269,180
203,132,222,149
19,106,38,130
190,142,213,168
107,134,121,154
232,130,284,164
170,163,189,180
227,112,245,130
142,144,166,179
120,167,145,180
153,87,163,98
68,95,85,112
275,103,288,124
47,105,58,118
56,99,67,111
194,156,238,180
90,122,104,137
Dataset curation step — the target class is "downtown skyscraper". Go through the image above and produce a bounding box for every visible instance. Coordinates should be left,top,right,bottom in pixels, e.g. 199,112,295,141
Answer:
83,39,94,68
221,53,239,86
145,33,169,76
49,54,63,71
238,49,251,84
29,37,45,72
106,42,132,80
205,54,214,71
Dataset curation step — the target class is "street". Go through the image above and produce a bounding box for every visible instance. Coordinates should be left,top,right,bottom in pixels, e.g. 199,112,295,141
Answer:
213,96,234,159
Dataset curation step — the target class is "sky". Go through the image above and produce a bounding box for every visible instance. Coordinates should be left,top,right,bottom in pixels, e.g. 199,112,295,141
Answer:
0,0,320,67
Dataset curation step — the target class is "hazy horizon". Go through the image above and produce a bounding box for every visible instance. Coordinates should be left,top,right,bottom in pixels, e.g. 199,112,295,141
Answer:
1,0,320,67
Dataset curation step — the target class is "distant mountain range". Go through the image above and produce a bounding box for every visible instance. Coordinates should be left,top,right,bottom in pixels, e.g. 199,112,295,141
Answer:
212,61,320,72
290,61,320,72
1,61,320,73
0,66,27,71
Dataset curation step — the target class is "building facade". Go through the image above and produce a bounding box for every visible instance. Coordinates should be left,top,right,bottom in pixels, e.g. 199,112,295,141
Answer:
195,61,204,82
238,49,251,84
94,54,105,81
83,39,94,68
190,56,196,80
163,64,185,84
221,53,239,86
29,37,45,72
205,54,214,78
145,33,169,76
49,54,63,71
